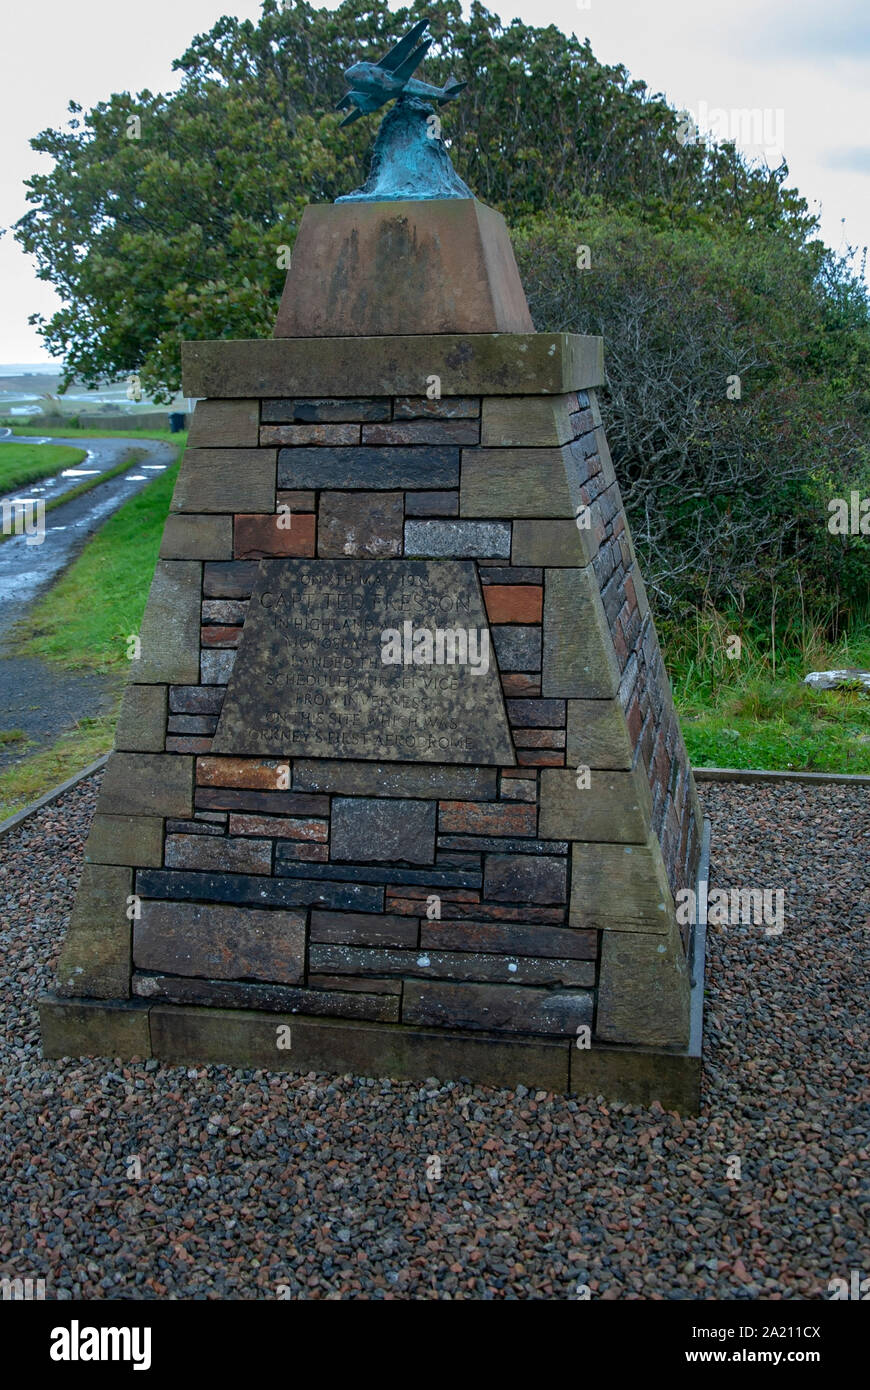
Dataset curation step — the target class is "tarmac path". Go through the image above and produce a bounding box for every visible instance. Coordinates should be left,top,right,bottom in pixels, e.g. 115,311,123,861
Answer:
0,433,176,770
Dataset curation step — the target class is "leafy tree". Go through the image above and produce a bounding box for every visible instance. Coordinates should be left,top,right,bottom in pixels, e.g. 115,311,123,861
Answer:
514,210,870,629
15,0,815,397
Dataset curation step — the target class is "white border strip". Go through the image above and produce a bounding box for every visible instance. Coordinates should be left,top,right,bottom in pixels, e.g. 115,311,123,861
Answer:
694,765,870,787
0,754,110,840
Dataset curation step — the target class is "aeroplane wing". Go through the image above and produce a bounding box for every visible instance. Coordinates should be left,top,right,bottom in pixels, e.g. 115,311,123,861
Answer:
335,92,354,110
378,17,429,72
339,106,367,128
389,39,432,85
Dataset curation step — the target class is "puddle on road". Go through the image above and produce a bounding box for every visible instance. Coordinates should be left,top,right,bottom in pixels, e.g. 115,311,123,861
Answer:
61,468,101,477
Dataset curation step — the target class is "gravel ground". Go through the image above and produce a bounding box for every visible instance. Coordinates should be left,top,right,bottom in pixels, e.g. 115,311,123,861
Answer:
0,773,867,1300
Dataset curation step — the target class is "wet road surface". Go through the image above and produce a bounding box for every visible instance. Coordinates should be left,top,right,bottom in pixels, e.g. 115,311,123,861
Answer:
0,434,176,769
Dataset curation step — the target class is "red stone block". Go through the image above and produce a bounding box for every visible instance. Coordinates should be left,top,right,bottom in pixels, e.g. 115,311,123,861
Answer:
197,757,289,790
278,843,329,862
501,673,541,697
165,736,213,755
516,749,564,767
362,420,479,446
385,886,480,903
512,728,566,749
259,423,360,446
386,897,566,923
394,396,480,419
200,625,242,648
234,512,315,558
228,814,328,841
438,801,537,836
483,585,543,624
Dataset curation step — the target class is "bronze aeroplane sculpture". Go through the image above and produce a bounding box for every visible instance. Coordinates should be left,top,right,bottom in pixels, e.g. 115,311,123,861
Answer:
335,17,466,127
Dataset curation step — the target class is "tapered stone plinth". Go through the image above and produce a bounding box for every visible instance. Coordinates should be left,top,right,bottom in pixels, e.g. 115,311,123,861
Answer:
274,199,534,338
42,198,706,1112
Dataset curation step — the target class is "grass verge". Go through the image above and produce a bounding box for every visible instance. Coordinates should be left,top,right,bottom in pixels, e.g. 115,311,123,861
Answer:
668,613,870,773
13,461,180,672
0,715,116,823
0,443,87,493
1,423,186,447
1,459,182,817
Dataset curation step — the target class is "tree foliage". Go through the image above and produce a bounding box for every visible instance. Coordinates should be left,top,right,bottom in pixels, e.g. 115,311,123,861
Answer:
13,0,869,630
514,211,870,627
16,0,816,397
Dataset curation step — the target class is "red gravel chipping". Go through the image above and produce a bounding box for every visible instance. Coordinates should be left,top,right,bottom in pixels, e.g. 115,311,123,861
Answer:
0,772,867,1299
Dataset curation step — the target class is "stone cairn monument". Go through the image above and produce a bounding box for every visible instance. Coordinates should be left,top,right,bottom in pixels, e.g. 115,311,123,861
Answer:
41,20,708,1110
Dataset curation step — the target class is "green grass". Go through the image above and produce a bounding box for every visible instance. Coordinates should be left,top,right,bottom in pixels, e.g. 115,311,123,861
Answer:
14,460,180,672
1,453,183,816
1,423,186,448
668,613,870,773
0,716,117,823
0,442,87,493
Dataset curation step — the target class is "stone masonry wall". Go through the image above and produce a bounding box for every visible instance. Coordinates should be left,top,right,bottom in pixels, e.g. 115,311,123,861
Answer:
60,385,703,1047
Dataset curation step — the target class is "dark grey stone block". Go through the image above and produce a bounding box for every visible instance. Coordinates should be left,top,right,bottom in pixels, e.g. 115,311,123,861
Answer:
135,868,383,913
492,626,542,671
404,491,460,517
506,699,566,727
262,398,391,423
404,520,511,559
278,446,458,489
483,854,568,904
331,797,436,865
293,761,498,799
274,857,479,887
437,836,568,855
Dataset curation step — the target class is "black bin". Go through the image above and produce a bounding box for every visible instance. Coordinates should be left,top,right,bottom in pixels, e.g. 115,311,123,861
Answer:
169,412,186,433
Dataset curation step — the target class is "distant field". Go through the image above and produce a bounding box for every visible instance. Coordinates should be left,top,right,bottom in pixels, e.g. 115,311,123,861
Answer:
3,424,186,447
0,443,87,494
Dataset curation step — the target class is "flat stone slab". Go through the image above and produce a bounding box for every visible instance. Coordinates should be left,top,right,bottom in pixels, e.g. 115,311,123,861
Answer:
181,334,604,399
36,989,702,1110
213,558,515,764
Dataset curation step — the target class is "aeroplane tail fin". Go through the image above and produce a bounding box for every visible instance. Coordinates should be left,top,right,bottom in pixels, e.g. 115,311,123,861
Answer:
390,38,432,84
438,76,467,104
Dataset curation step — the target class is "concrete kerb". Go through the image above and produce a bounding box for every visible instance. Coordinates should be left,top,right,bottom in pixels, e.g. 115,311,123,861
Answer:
0,754,110,841
693,766,870,787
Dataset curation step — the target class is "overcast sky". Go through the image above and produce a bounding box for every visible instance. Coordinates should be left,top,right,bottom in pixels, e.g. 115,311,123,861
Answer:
1,0,867,363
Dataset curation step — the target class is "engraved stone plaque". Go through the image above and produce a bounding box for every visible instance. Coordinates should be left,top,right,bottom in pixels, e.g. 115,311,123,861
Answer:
213,559,515,764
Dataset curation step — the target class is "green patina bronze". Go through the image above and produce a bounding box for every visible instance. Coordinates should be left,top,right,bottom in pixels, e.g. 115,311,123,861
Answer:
334,18,472,203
